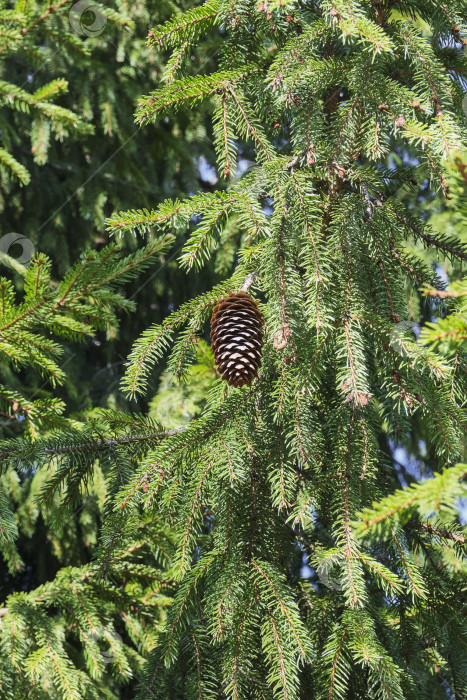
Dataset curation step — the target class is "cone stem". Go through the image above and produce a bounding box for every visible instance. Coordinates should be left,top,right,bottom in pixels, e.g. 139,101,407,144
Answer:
241,273,259,293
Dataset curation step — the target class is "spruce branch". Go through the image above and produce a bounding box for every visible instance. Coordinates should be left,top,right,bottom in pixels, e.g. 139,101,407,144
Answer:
2,2,466,696
148,1,219,49
0,427,186,460
407,522,466,545
20,0,76,36
355,464,467,537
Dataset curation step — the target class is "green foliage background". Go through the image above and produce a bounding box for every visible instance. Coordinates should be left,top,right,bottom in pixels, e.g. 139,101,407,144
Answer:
0,1,465,698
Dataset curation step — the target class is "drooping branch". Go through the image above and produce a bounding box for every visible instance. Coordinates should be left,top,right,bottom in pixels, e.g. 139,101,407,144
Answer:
408,521,466,544
0,427,187,460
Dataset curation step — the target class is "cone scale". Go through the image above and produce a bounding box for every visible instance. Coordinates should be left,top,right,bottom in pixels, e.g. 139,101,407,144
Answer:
211,292,264,387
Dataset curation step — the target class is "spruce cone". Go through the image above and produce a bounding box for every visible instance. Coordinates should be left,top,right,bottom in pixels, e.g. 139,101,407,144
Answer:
211,292,264,387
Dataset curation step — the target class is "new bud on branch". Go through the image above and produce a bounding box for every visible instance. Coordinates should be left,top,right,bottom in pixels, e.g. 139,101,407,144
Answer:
211,292,264,387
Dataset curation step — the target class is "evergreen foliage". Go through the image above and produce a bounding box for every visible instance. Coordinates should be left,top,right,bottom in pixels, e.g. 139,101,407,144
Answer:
0,237,179,697
0,237,173,434
0,0,130,186
0,0,222,416
0,0,220,270
0,1,466,698
420,156,467,355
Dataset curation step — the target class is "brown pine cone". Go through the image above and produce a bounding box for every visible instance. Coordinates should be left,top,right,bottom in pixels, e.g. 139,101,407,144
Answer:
211,292,264,387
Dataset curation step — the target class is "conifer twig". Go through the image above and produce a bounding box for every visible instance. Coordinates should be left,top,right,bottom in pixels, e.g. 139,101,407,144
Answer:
408,522,466,544
0,427,187,459
241,272,259,292
392,211,467,261
20,0,69,36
